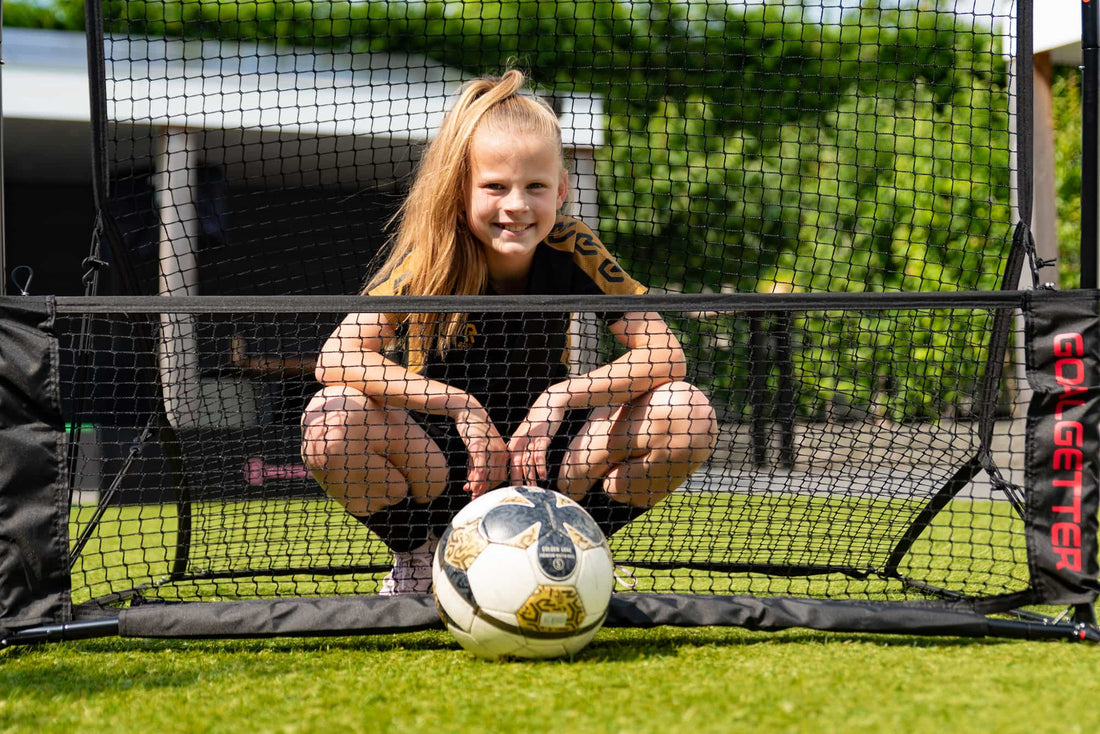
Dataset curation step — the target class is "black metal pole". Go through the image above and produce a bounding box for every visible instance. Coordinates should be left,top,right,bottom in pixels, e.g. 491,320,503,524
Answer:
0,5,7,297
0,618,121,648
1082,0,1099,288
749,314,769,467
985,617,1100,643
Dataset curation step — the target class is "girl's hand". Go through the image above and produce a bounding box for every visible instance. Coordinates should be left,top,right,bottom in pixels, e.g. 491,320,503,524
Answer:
453,408,510,498
508,390,569,487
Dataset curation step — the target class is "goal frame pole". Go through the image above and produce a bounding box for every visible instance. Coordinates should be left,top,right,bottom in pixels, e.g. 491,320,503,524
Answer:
1082,0,1100,288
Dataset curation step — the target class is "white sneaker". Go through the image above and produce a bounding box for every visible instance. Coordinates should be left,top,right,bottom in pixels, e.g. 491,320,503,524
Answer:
379,533,438,595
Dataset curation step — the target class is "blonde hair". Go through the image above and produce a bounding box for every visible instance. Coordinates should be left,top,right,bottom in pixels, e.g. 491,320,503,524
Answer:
365,70,564,361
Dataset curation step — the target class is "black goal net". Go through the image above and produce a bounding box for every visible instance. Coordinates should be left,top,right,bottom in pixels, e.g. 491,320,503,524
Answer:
6,0,1100,644
60,292,1033,607
46,289,1097,628
88,0,1024,300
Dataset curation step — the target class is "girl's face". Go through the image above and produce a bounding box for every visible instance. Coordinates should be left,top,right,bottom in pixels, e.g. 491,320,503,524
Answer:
465,128,568,282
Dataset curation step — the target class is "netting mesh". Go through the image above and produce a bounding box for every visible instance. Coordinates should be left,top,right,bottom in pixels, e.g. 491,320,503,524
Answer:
93,0,1020,297
68,0,1036,615
61,299,1031,608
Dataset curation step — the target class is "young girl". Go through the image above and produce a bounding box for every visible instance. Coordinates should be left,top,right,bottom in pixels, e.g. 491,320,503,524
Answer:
301,71,717,594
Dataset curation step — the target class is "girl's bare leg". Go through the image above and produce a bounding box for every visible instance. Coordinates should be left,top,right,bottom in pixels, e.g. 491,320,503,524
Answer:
556,381,717,508
301,385,450,516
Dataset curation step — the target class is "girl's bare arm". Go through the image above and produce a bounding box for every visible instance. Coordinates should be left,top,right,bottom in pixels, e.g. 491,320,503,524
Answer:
545,311,686,411
314,312,479,416
314,312,507,496
507,311,686,485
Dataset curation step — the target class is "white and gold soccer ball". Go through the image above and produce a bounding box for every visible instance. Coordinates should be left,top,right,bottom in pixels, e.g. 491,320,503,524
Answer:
432,485,615,659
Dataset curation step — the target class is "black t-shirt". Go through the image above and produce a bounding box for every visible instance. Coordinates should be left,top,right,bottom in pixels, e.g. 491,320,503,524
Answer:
370,216,646,433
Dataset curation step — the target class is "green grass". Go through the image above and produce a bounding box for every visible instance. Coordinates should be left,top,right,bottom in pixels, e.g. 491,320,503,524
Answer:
34,491,1091,732
69,489,1031,605
0,492,1086,732
3,628,1099,733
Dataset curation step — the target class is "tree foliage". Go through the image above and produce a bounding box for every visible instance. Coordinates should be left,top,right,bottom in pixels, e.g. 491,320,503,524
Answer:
11,0,1021,419
2,0,85,29
1051,67,1082,289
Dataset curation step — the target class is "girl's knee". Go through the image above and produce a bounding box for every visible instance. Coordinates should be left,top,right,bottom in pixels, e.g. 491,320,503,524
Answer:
653,381,717,425
648,382,718,462
300,385,372,472
303,385,370,416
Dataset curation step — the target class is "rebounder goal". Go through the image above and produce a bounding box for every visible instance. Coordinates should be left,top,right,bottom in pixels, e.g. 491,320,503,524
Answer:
2,0,1099,646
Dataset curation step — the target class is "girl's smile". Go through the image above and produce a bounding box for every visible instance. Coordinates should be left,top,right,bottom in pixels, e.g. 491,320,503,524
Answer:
466,128,568,285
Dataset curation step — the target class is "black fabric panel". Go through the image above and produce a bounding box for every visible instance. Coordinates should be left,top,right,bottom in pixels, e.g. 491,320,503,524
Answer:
118,595,443,639
606,594,991,637
1025,291,1100,604
117,593,994,640
0,297,70,635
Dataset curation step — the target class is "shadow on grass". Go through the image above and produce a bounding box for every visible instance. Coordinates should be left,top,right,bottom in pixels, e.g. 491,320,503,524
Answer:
0,632,459,697
3,622,1021,672
0,661,205,697
585,626,1017,660
43,630,460,656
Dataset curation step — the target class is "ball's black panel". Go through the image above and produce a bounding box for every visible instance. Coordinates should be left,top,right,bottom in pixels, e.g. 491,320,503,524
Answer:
437,525,477,607
444,565,475,607
481,488,593,578
480,503,541,544
535,529,578,579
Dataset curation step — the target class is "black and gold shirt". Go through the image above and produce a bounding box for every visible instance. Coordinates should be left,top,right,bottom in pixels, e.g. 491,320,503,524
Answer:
370,216,646,433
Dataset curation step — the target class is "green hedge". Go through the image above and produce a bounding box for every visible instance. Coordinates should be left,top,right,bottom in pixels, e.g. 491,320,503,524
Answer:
8,1,1021,420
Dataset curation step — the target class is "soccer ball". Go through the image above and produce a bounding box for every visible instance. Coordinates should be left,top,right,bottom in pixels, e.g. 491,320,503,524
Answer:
432,485,615,659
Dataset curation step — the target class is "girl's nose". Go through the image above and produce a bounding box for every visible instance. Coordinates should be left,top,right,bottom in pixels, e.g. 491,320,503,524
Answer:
503,189,529,210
